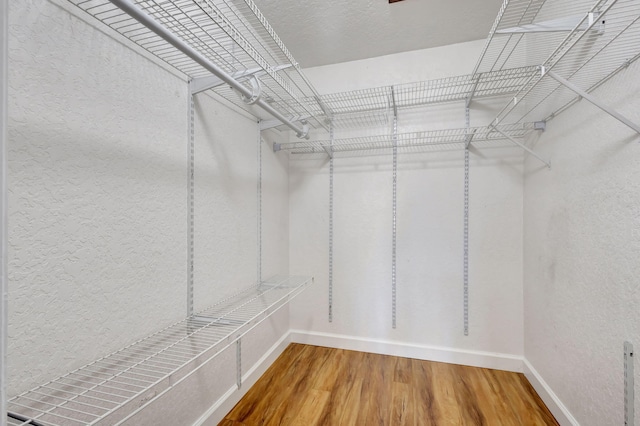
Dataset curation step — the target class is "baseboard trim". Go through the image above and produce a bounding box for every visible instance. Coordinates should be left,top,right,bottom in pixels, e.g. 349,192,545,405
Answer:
290,329,524,373
193,332,291,426
523,359,579,426
193,330,577,426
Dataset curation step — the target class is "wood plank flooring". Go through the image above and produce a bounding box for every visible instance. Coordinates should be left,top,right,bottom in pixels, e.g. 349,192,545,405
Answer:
221,344,558,426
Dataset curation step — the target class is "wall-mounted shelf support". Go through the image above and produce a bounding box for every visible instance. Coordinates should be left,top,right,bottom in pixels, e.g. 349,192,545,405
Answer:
187,89,196,318
534,121,546,132
260,114,311,132
328,122,334,323
490,125,551,168
391,87,397,330
107,0,310,139
496,12,604,34
625,341,634,426
463,107,470,337
321,145,333,159
543,68,640,135
190,65,292,95
464,129,477,149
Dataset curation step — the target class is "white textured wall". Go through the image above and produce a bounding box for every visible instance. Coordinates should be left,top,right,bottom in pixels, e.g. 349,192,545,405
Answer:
8,0,188,394
523,59,640,425
7,1,291,415
289,42,525,360
193,95,289,310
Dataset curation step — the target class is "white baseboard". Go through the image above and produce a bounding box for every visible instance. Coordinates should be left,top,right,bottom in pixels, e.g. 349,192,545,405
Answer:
523,359,579,426
193,332,292,426
290,329,524,373
193,330,577,426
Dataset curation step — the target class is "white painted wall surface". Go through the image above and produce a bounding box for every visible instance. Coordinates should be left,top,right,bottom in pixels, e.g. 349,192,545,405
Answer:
289,42,525,366
7,3,291,420
523,59,640,425
8,0,188,394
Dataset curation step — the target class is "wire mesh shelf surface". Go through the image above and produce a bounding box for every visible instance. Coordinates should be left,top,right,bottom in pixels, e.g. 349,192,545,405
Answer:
292,66,539,131
278,123,535,156
68,0,326,130
471,0,640,129
7,275,312,426
494,0,640,125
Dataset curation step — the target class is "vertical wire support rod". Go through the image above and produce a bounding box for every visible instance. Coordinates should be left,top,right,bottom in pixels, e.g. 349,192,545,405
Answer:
257,125,262,285
463,107,470,336
391,88,398,329
328,122,334,323
236,339,242,390
543,69,640,135
625,341,634,426
187,92,195,317
0,0,7,422
106,0,310,139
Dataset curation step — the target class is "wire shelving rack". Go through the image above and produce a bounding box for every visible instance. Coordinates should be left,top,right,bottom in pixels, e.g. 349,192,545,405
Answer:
478,0,640,132
7,276,312,426
68,0,328,133
276,123,535,157
285,66,539,130
6,0,640,423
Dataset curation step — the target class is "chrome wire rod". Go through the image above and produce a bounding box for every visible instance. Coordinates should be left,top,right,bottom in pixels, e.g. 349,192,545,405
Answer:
107,0,310,138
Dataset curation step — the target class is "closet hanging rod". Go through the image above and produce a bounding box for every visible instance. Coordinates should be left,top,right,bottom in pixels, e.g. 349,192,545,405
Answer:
107,0,310,139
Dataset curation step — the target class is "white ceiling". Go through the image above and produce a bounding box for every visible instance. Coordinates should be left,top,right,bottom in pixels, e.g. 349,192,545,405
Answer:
252,0,505,68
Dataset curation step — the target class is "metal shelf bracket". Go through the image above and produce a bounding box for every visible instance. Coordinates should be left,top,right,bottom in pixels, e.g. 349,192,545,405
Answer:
190,65,291,95
542,68,640,135
497,12,604,34
490,124,551,169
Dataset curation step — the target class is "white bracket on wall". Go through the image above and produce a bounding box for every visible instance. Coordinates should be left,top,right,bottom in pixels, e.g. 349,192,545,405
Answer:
314,95,334,125
534,121,547,132
464,128,478,149
321,144,334,159
189,64,292,95
260,114,312,132
625,341,634,426
542,67,640,135
490,124,551,169
497,12,604,34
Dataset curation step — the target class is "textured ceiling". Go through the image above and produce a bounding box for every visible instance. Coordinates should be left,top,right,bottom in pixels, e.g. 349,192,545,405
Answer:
252,0,505,68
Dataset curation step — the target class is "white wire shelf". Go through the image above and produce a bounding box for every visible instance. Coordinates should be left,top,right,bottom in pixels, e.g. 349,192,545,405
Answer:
471,0,640,132
493,0,640,125
68,0,327,131
7,275,312,426
271,66,539,130
277,123,535,156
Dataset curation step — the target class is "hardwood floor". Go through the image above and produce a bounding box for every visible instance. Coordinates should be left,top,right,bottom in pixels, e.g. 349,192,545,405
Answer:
221,344,558,425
